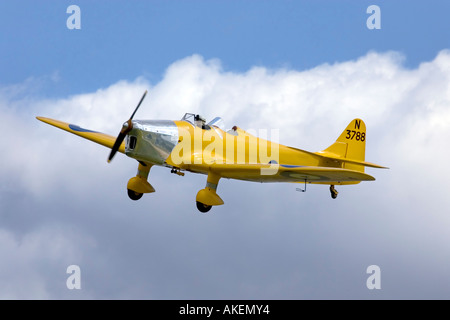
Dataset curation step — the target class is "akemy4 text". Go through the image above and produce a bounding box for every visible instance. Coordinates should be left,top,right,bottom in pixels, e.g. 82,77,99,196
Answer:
179,304,270,317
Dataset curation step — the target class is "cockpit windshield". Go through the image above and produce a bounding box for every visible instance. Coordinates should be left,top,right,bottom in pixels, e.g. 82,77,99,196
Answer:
181,113,207,128
181,113,225,131
207,117,225,131
181,113,196,125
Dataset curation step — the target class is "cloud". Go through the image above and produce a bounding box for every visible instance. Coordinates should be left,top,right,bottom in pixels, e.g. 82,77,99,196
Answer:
0,225,95,299
1,50,450,299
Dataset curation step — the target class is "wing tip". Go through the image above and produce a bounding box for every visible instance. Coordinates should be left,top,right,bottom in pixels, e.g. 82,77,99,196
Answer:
36,116,54,125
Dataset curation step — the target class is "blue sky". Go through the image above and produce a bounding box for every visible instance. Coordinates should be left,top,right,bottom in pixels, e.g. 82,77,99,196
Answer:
2,1,450,300
2,0,449,97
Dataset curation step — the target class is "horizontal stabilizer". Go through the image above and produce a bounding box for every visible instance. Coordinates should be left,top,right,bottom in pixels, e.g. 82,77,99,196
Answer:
287,146,388,169
316,151,389,169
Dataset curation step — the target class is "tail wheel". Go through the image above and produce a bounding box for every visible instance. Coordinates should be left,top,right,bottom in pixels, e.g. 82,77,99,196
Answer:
128,189,143,201
196,201,212,213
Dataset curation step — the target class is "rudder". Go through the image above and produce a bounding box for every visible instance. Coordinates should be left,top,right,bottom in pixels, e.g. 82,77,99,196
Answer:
320,119,366,172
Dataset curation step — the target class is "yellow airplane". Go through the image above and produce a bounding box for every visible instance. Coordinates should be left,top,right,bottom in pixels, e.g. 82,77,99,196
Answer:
37,90,387,212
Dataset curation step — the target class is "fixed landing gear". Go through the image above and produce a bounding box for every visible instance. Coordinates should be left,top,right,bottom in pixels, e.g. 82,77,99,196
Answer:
126,163,155,201
196,201,212,213
330,185,338,199
195,172,224,213
128,189,143,201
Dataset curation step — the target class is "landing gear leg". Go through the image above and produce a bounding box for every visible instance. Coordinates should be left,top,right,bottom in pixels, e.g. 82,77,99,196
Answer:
195,172,224,213
126,163,155,201
330,185,338,199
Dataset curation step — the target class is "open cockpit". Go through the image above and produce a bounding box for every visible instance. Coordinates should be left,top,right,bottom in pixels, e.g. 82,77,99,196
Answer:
181,113,226,132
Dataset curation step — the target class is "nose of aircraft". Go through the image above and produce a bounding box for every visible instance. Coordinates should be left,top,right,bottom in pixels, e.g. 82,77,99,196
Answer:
107,90,148,163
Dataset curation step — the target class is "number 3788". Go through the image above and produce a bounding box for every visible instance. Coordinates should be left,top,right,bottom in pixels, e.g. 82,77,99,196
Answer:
346,130,365,141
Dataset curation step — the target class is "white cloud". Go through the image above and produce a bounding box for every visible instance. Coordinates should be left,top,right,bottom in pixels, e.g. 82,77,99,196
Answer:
2,50,450,298
0,226,95,299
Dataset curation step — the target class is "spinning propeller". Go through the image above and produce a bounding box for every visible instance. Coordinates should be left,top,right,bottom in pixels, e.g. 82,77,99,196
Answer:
107,90,148,163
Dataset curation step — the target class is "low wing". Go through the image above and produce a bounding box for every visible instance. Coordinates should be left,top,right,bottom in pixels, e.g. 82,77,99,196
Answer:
186,163,375,184
36,117,125,153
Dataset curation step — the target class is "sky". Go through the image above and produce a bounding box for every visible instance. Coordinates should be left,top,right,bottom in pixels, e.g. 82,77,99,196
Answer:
1,0,450,300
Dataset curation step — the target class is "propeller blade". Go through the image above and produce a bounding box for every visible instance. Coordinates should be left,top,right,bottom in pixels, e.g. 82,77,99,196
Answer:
129,90,148,120
107,90,148,163
107,130,127,163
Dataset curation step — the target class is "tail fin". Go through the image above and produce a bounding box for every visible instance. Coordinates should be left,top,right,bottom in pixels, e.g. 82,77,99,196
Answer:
320,119,366,172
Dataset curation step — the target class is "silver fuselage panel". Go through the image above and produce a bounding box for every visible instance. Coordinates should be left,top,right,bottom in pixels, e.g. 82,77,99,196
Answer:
125,120,179,165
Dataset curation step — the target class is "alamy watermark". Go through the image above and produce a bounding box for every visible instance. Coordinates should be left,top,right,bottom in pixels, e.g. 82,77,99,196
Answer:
67,5,81,30
366,265,381,290
366,5,381,30
170,127,280,175
66,265,81,290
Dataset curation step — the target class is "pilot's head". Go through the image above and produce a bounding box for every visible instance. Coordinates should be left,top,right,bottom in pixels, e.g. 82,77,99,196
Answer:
194,114,206,127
